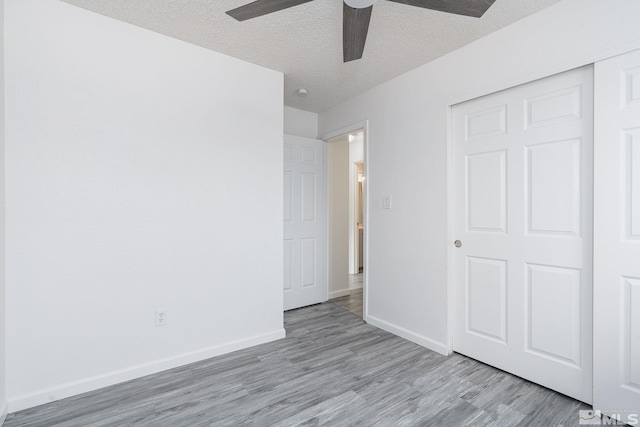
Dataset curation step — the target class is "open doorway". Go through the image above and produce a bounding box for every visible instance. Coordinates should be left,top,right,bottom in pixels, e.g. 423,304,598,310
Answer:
327,130,365,318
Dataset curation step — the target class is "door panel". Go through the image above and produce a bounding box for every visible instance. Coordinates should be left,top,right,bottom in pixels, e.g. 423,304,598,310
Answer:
283,239,293,291
301,172,316,221
453,66,593,404
466,150,507,232
526,139,581,235
300,238,316,287
594,49,640,423
525,264,581,366
466,256,507,343
284,171,293,222
627,130,640,237
524,85,581,128
283,135,327,310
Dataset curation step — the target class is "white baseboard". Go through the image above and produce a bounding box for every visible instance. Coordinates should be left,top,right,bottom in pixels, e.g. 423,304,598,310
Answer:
366,315,449,356
8,328,286,413
348,284,363,291
328,289,350,299
0,401,8,425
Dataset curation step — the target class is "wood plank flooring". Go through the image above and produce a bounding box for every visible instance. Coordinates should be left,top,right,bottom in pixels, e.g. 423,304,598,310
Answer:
5,302,589,426
331,288,363,318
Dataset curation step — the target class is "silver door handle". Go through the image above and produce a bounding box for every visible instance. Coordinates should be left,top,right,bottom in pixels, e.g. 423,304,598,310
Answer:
454,240,462,248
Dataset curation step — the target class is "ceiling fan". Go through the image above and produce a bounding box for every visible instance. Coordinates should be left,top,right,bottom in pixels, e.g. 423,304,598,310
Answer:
226,0,497,62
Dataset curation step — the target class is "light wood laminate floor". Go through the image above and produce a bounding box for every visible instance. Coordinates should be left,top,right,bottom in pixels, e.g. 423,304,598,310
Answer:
5,302,589,426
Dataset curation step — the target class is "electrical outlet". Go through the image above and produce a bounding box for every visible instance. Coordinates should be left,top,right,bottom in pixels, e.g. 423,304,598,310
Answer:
155,309,167,326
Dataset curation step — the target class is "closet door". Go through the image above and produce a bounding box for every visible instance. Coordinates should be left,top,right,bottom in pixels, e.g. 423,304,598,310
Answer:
594,49,640,424
452,66,593,403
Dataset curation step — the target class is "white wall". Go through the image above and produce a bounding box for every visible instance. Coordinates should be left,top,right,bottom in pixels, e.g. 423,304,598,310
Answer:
5,0,284,411
328,136,350,298
319,0,640,354
0,0,7,422
284,106,318,139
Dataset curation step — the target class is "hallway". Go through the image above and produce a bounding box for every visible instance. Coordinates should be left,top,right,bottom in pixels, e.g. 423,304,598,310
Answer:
330,274,363,318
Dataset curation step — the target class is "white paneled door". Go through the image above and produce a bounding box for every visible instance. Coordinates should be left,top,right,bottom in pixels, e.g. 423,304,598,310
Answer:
452,67,593,404
284,135,327,310
594,49,640,423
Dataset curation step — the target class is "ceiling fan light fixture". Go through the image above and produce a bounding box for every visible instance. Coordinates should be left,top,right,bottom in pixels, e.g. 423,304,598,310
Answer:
226,0,497,63
344,0,376,9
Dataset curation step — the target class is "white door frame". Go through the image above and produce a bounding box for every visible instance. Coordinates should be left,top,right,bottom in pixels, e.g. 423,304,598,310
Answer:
353,161,365,275
320,120,370,321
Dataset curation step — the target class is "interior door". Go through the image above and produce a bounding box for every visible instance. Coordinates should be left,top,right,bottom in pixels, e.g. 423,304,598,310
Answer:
594,49,640,423
452,66,593,403
284,135,327,310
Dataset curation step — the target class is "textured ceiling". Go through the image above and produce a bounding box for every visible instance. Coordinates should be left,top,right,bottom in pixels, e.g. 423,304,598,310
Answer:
61,0,560,113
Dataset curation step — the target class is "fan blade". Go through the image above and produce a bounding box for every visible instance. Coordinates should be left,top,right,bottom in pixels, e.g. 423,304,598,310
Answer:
343,3,373,62
385,0,496,18
226,0,313,21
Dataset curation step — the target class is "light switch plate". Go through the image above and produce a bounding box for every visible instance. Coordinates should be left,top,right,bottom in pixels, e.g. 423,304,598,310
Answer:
383,195,392,209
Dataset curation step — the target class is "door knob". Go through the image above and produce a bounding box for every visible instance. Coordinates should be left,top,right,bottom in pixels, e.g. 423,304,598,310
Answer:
454,240,462,248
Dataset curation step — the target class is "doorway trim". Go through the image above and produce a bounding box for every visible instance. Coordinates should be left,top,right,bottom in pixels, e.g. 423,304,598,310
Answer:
320,120,370,321
352,161,365,276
